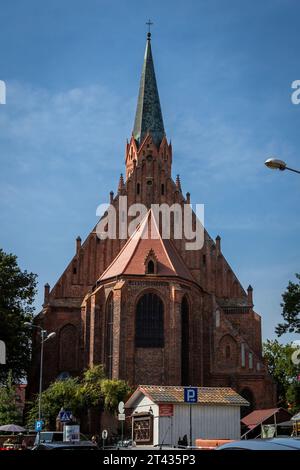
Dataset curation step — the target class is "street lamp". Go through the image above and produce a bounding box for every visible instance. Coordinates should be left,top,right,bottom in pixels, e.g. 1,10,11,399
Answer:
264,158,300,174
25,323,56,439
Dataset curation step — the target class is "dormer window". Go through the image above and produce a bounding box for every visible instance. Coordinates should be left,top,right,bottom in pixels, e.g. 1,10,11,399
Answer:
147,260,154,274
144,249,158,275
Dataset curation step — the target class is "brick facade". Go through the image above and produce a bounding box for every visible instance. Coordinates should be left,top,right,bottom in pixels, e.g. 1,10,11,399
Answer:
27,34,276,412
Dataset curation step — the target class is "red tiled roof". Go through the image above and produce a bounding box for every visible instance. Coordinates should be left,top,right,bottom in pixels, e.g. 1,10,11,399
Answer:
99,209,194,282
241,408,281,427
125,385,249,407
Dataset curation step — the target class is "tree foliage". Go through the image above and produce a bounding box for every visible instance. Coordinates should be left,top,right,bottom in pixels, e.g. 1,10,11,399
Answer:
263,339,300,410
26,366,132,429
286,383,300,414
100,379,131,413
26,377,81,429
78,365,106,408
0,248,37,383
0,371,22,425
276,273,300,336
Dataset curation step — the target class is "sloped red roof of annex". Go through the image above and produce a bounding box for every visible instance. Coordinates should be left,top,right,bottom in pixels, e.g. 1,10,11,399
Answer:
99,209,194,283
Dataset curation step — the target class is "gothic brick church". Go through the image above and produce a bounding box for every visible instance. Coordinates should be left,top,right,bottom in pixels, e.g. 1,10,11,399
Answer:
29,32,276,411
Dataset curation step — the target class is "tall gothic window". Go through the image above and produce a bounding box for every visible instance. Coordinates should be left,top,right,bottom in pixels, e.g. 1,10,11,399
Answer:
135,293,164,347
59,324,78,372
105,293,114,378
181,296,189,385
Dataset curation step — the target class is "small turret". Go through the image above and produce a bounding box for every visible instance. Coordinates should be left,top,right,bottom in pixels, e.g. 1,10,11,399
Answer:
216,235,221,254
176,174,182,192
247,285,253,306
118,174,125,194
44,283,50,304
76,236,81,255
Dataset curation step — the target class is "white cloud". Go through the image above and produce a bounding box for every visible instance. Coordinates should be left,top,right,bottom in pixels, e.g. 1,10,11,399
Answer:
0,81,134,177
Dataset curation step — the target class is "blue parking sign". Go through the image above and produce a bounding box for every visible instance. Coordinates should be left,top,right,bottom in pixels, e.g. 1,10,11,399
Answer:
184,387,198,403
35,420,44,432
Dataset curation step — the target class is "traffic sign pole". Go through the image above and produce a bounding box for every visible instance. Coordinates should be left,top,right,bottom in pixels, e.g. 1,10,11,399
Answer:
118,401,125,447
184,386,198,448
189,403,192,447
102,429,108,449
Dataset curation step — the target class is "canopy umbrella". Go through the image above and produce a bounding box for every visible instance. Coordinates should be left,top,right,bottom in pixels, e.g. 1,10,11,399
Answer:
0,424,26,432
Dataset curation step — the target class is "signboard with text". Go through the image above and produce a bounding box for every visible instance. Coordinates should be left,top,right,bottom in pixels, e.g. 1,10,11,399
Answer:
63,425,80,442
159,404,174,417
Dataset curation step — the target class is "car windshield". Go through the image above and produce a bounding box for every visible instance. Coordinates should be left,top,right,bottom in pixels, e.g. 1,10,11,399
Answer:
35,431,89,445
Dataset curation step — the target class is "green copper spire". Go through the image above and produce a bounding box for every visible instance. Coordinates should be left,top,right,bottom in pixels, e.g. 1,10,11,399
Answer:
133,32,165,147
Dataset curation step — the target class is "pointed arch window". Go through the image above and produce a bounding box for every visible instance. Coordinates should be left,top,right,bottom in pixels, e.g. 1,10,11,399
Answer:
147,260,154,274
135,293,164,347
181,296,189,385
59,324,78,372
72,259,77,275
144,250,157,275
105,293,114,378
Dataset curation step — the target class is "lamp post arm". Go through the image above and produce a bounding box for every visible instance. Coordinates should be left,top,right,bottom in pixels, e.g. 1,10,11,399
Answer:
286,166,300,174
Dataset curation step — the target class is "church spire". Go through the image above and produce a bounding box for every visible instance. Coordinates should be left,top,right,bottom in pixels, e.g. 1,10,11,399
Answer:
132,30,165,148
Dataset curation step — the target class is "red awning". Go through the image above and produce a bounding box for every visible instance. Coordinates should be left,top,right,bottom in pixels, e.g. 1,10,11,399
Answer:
241,408,280,429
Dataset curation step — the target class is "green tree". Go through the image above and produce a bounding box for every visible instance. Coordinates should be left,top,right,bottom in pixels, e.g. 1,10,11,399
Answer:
100,379,131,413
78,365,106,408
263,339,299,407
0,248,37,383
26,366,131,429
26,377,81,429
0,371,22,425
276,273,300,336
286,383,300,414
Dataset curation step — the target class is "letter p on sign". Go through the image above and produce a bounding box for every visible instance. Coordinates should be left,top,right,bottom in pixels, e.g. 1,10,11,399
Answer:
0,80,6,105
184,387,198,403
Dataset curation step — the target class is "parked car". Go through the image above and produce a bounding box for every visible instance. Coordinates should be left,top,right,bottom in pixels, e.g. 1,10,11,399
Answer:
116,439,134,448
33,431,90,446
216,438,300,451
32,441,98,451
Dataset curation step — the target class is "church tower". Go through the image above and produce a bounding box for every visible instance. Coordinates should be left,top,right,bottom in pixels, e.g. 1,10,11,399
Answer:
125,31,172,209
28,32,276,414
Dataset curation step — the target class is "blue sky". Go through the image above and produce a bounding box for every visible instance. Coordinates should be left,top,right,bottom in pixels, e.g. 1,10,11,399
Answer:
0,0,299,342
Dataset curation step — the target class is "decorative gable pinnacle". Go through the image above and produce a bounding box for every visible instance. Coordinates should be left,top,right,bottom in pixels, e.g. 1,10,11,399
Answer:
118,173,125,194
176,174,182,192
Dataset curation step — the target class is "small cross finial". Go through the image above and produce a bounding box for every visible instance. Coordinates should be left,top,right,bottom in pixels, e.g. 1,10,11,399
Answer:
146,19,153,38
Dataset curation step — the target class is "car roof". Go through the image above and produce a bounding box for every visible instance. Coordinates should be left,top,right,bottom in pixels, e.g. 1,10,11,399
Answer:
39,441,96,448
217,438,300,451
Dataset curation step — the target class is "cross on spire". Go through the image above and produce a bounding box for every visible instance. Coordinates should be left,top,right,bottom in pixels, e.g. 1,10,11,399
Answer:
146,19,153,38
